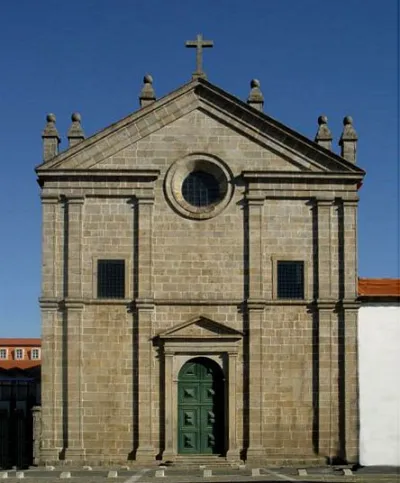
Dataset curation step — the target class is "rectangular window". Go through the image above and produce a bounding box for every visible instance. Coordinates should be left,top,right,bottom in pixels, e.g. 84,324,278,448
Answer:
97,259,125,299
31,348,40,360
0,349,7,360
277,261,304,299
14,348,24,360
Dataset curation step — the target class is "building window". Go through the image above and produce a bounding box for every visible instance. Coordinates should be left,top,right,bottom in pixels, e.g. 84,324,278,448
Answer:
97,259,125,298
0,349,8,360
31,348,40,360
14,348,24,360
277,261,305,299
182,171,221,207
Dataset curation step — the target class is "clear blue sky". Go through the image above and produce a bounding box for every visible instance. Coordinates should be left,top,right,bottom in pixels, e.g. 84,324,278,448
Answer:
0,0,398,337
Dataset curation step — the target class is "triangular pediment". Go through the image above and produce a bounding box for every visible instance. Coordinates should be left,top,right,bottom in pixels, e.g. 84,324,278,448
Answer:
157,315,243,340
36,78,364,179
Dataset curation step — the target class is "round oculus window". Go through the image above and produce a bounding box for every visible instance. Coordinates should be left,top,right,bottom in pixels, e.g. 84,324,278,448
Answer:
181,170,221,207
164,154,234,220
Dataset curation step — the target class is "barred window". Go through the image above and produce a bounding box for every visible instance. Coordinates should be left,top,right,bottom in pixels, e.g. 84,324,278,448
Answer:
182,171,220,207
277,261,304,299
97,259,125,299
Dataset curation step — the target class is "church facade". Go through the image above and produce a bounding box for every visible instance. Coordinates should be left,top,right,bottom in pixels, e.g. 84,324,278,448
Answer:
36,43,365,465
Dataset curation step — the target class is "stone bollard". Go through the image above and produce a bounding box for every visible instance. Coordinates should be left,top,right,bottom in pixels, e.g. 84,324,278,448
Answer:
15,472,24,479
343,468,353,476
107,471,118,478
83,466,92,471
45,466,55,471
0,472,8,479
60,472,71,479
203,469,212,477
155,469,165,477
298,469,308,476
251,468,260,476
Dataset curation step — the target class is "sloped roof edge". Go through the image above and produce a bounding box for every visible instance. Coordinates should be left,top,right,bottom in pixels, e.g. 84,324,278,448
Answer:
36,77,365,177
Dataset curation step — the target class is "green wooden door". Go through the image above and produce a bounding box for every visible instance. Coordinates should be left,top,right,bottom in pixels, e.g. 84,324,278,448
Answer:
178,358,224,454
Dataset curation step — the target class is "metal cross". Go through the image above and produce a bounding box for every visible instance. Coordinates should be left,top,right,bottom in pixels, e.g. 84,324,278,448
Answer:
185,33,214,79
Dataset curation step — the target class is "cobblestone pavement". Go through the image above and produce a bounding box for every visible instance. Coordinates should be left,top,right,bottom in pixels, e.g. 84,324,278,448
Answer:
0,466,400,482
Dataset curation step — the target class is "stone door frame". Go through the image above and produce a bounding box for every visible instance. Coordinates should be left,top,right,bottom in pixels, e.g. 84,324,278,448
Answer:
161,340,241,461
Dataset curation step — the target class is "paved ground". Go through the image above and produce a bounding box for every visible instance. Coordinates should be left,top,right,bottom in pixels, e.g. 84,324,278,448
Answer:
1,465,400,482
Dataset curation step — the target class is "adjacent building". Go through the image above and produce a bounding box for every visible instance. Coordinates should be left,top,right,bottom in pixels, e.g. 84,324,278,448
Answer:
0,338,41,468
358,278,400,466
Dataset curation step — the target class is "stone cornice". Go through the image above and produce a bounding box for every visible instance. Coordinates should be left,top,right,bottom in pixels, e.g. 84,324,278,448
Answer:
65,195,85,204
38,297,59,309
245,195,265,206
37,169,160,181
38,297,363,310
40,194,60,203
149,298,243,306
63,298,85,310
241,171,363,183
341,299,361,310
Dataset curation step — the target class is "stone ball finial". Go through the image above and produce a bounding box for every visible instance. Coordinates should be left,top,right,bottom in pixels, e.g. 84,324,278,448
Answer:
71,112,81,122
344,115,353,125
318,115,328,125
46,113,56,123
143,74,153,84
250,79,260,88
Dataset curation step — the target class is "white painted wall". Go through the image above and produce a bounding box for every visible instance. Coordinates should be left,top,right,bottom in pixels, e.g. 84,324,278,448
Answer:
359,304,400,466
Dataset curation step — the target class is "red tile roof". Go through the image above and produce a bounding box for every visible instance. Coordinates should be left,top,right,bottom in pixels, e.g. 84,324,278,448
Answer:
358,278,400,297
0,338,41,346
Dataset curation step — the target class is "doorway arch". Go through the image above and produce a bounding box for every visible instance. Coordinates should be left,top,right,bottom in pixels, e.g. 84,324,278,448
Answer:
177,357,225,455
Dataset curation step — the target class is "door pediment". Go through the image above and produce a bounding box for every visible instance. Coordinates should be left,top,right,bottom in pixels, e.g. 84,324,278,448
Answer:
157,315,243,341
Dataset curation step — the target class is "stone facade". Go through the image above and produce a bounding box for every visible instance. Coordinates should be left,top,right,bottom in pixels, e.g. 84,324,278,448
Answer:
36,76,365,465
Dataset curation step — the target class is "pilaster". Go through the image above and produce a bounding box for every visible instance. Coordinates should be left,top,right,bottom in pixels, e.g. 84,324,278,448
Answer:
226,351,240,460
338,198,358,463
316,198,334,300
341,200,358,300
246,194,265,459
63,196,85,460
162,351,174,460
135,194,156,460
66,196,84,299
40,301,62,462
318,307,339,460
341,306,359,463
41,195,60,299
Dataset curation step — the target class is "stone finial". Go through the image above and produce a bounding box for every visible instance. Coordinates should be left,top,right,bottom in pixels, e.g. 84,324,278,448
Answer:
247,79,264,112
139,74,156,108
67,112,85,147
42,113,61,162
314,115,332,151
339,115,358,163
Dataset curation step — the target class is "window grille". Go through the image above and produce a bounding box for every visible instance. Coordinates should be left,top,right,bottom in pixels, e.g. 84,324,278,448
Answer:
14,348,24,360
182,171,220,207
0,349,7,360
97,259,125,299
277,261,304,299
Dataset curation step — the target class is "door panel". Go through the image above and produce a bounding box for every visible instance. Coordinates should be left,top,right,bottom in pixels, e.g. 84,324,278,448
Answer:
178,358,224,455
